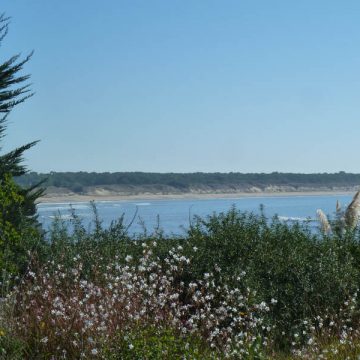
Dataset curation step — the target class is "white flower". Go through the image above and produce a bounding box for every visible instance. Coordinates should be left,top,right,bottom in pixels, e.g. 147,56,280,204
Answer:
40,336,48,344
270,298,278,304
258,301,270,311
91,348,98,355
129,343,134,350
125,255,133,262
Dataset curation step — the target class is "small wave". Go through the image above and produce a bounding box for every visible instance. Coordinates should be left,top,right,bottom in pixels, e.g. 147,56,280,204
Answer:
38,206,71,212
38,204,89,211
49,214,73,220
135,203,151,206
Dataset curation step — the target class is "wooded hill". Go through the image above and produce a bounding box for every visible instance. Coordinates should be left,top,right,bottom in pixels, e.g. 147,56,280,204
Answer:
15,171,360,194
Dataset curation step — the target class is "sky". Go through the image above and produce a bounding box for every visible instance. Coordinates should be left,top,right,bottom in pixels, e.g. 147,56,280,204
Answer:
2,1,360,174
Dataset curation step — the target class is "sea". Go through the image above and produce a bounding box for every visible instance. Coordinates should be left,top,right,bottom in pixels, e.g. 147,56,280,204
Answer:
36,193,354,236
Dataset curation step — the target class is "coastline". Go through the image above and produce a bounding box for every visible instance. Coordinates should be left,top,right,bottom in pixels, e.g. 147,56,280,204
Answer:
38,190,356,204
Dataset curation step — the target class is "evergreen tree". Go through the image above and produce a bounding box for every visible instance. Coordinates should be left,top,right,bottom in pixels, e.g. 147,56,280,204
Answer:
0,14,43,221
0,14,44,276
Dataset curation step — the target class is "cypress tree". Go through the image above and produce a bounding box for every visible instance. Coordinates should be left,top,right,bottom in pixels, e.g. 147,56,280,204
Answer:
0,13,43,221
0,14,44,276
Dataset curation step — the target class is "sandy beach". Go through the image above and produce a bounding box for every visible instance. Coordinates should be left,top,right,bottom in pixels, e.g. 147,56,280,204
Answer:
38,190,356,204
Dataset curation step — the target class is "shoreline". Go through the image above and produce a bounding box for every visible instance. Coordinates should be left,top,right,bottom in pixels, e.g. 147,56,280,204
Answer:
38,190,356,204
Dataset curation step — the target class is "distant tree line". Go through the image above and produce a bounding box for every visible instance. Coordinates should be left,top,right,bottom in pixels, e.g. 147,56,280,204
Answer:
15,171,360,193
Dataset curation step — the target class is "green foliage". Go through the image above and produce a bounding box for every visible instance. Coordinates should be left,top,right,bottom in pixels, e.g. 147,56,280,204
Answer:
0,174,44,278
0,14,44,279
44,203,146,284
29,205,360,351
0,15,35,179
0,13,44,212
181,208,360,349
16,170,360,194
0,331,27,360
101,326,212,359
4,204,360,357
37,205,360,342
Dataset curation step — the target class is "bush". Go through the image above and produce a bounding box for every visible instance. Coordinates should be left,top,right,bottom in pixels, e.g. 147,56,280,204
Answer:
0,175,44,278
181,207,360,349
4,205,360,357
8,239,271,359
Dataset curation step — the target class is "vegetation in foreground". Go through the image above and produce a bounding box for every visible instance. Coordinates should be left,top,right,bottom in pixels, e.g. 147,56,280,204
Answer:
1,205,360,359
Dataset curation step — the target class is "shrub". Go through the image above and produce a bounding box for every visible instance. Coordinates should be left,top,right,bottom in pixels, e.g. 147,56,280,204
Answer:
0,174,44,278
8,241,271,359
4,205,360,357
183,207,360,349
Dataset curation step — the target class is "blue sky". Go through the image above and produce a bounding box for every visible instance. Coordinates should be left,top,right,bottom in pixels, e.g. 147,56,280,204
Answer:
2,1,360,173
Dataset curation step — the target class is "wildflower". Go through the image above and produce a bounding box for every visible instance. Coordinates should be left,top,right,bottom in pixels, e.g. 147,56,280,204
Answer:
129,343,134,350
72,269,79,276
257,301,270,312
40,337,48,344
91,348,98,355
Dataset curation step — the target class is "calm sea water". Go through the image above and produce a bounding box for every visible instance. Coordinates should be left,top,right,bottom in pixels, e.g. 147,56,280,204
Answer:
36,194,354,236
